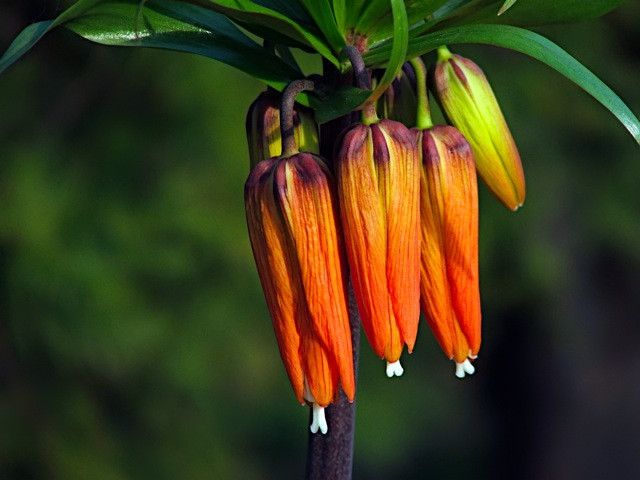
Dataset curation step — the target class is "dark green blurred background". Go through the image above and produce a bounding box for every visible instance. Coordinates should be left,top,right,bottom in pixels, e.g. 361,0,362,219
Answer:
2,2,640,479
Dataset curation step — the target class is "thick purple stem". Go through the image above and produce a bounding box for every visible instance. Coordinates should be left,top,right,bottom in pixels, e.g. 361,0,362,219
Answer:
304,58,361,480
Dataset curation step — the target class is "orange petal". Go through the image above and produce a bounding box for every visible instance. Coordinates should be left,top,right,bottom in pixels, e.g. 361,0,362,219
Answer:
245,158,305,403
377,121,421,357
336,124,391,359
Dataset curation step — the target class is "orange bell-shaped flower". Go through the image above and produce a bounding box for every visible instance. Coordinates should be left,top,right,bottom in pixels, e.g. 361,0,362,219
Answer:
414,124,481,378
245,151,355,434
336,108,421,377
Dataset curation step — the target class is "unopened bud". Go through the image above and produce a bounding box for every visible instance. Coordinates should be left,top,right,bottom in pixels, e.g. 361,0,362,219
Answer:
434,47,525,211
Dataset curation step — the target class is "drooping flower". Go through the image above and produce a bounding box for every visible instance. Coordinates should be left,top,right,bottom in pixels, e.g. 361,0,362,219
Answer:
245,90,319,168
413,124,481,378
245,151,355,434
335,108,421,377
433,46,525,211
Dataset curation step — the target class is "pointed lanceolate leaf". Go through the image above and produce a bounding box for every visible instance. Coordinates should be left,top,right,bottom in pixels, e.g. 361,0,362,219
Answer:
0,21,52,75
364,25,640,146
368,0,409,104
0,0,105,75
1,0,303,92
447,0,628,27
198,0,339,64
64,0,303,91
298,0,346,52
497,0,518,16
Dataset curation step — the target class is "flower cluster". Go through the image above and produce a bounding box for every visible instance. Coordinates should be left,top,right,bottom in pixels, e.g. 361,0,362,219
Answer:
244,48,525,434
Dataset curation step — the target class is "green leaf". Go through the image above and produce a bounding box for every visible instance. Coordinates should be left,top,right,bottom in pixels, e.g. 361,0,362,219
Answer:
355,0,393,36
337,0,369,35
332,0,348,35
243,0,315,28
274,44,301,72
368,0,409,103
299,0,346,51
444,0,628,27
404,0,473,40
364,24,640,145
62,0,302,90
0,0,106,75
0,21,53,75
367,0,448,44
497,0,517,16
198,0,339,64
313,86,372,124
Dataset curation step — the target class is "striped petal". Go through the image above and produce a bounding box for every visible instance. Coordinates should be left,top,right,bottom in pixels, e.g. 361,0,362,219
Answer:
245,158,305,402
245,152,354,416
275,153,355,405
414,125,481,376
336,119,420,371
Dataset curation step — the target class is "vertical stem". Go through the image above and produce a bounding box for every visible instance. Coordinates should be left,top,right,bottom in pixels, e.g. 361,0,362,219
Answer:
305,58,361,480
305,283,360,480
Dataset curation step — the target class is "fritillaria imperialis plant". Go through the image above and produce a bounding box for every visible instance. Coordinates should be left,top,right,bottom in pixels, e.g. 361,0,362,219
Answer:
2,0,639,478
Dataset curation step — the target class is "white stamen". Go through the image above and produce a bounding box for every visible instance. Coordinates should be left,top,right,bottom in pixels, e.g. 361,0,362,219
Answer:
455,359,475,378
310,403,328,434
386,360,404,378
304,377,328,434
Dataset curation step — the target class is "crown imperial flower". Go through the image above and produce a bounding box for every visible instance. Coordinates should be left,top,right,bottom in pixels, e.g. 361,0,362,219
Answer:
245,153,355,433
434,47,526,211
413,124,481,377
335,111,421,377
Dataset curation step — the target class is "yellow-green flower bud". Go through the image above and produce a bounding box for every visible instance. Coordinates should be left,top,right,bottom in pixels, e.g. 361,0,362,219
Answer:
434,47,525,211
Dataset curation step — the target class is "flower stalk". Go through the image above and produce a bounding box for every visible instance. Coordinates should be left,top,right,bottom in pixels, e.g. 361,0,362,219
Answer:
280,79,316,157
305,57,362,480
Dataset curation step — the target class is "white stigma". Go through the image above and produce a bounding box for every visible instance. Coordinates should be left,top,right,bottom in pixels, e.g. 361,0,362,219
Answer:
304,377,328,435
310,402,328,435
455,359,476,379
386,360,404,378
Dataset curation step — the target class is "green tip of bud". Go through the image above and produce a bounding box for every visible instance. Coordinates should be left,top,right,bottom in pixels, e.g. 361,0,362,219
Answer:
437,46,452,62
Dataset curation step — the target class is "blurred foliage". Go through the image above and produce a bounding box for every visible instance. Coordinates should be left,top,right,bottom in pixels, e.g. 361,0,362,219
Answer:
1,2,640,479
